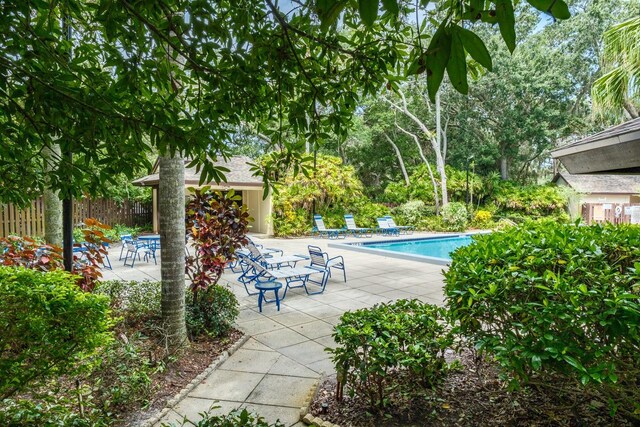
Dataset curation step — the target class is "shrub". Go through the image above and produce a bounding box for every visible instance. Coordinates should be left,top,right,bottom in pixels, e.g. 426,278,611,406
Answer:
0,398,102,427
493,182,567,217
168,407,284,427
393,200,432,226
96,280,161,321
0,267,113,399
441,202,468,231
186,284,239,339
329,299,454,412
444,223,640,414
471,209,493,228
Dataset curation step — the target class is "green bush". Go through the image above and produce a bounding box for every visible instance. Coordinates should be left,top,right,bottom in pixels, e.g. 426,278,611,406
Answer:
393,200,432,226
441,202,468,231
493,182,567,217
96,280,161,320
186,284,239,339
444,223,640,412
0,398,102,427
329,299,454,412
0,267,113,400
167,407,284,427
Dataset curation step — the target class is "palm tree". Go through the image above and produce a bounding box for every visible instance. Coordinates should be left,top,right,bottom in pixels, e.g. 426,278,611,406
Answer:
159,154,188,349
592,16,640,119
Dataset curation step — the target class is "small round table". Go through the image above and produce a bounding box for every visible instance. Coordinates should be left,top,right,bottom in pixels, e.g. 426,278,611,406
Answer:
254,281,283,313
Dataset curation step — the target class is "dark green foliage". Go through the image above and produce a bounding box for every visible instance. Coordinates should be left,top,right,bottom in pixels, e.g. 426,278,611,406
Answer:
0,399,102,427
96,280,161,322
0,267,113,400
168,406,284,427
329,299,454,412
186,285,239,339
444,223,640,413
494,182,567,217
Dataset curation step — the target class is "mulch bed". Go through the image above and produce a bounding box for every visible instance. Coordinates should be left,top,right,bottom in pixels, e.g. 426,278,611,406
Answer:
309,349,634,427
120,328,244,426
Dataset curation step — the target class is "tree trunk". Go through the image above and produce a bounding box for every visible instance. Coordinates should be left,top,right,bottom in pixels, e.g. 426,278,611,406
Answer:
42,144,63,246
385,89,448,208
500,156,508,180
623,100,639,119
383,133,410,186
159,154,188,349
395,124,440,214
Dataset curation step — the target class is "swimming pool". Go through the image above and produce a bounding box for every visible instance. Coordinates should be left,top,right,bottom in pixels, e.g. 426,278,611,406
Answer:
330,234,479,265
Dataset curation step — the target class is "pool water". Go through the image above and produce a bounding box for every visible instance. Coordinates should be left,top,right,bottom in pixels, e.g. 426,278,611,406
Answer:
363,235,474,261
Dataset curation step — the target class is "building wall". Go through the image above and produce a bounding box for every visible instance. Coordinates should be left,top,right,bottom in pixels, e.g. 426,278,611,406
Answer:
243,190,273,235
566,192,632,219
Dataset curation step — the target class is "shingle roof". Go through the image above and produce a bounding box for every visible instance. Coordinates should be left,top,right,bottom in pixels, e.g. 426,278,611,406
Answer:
132,156,263,188
553,172,640,194
553,118,640,152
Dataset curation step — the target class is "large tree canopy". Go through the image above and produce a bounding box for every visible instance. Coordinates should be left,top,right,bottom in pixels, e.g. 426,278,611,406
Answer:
0,0,572,205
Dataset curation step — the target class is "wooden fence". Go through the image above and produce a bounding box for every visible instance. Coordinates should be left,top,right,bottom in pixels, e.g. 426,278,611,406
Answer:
581,203,640,225
0,198,152,238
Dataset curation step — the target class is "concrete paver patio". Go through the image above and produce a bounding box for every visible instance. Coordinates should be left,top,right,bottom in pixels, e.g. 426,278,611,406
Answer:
101,233,447,426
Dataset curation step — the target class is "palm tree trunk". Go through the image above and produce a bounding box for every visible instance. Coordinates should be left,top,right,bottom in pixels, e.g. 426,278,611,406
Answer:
159,154,188,349
43,144,63,246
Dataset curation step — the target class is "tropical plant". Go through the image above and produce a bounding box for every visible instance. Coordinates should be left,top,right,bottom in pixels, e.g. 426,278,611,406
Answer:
592,15,640,119
445,223,640,418
272,155,388,235
185,188,251,298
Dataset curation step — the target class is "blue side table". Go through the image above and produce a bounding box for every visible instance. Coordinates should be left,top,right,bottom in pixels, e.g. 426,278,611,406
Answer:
254,281,283,313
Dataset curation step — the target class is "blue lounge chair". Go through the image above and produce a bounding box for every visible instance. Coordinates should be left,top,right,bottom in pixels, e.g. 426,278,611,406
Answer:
313,215,346,239
343,214,373,237
245,239,308,269
376,218,400,236
383,215,414,235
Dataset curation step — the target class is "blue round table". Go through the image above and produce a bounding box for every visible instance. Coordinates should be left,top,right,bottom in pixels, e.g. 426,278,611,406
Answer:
254,281,283,312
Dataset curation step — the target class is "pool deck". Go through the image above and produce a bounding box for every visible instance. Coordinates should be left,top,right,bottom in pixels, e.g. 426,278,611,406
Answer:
101,232,450,426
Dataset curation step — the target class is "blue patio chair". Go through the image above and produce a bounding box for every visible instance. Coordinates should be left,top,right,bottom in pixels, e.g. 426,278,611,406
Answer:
122,238,156,268
313,215,346,239
383,215,414,235
343,214,373,237
376,218,400,236
118,234,132,260
307,245,346,282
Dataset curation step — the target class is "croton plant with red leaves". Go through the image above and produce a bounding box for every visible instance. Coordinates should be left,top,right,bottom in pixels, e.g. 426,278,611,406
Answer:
0,218,112,292
185,188,251,301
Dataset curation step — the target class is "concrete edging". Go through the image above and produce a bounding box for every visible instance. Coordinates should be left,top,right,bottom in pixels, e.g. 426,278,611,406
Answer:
140,333,250,427
299,375,341,427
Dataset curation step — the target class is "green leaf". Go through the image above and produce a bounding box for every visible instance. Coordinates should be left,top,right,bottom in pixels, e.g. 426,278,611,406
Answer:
425,22,452,102
496,0,516,53
447,30,468,94
531,355,541,370
381,0,399,15
358,0,379,27
527,0,571,20
316,0,347,31
457,26,492,71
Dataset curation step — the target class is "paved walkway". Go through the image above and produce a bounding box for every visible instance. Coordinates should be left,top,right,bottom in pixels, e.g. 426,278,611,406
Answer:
102,234,447,426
